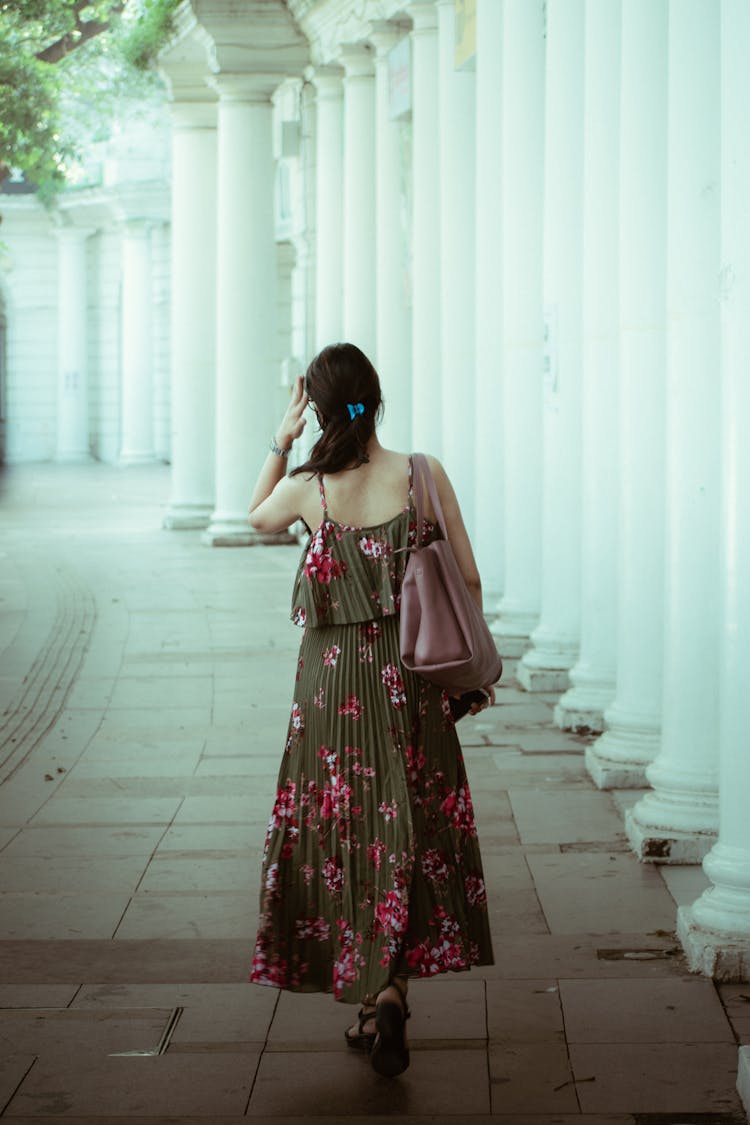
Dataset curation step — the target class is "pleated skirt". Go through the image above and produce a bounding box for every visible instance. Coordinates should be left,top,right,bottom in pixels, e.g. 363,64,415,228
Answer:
250,614,495,1003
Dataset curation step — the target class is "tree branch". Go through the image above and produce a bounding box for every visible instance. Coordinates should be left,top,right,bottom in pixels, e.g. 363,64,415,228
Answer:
35,3,124,65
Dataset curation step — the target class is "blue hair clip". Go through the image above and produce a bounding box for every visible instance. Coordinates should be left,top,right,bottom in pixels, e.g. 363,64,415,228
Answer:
347,402,365,421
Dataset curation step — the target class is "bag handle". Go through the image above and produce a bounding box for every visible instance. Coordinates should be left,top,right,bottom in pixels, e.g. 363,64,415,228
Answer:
412,452,448,546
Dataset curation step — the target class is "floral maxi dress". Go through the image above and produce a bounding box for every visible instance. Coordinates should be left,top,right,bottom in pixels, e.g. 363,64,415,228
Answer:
250,458,495,1004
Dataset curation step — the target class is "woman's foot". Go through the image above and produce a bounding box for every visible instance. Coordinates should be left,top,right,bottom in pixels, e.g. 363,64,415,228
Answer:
370,978,410,1078
344,1003,377,1050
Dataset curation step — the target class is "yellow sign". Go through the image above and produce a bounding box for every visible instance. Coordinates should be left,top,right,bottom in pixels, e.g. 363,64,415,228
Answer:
454,0,476,69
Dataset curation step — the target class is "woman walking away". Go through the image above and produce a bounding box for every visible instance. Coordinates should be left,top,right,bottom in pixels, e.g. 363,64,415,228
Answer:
247,342,496,1077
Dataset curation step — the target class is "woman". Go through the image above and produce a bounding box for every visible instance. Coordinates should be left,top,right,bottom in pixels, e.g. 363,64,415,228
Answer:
247,343,495,1078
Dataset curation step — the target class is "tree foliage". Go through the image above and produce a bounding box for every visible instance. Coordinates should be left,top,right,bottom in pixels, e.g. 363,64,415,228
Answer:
0,0,180,197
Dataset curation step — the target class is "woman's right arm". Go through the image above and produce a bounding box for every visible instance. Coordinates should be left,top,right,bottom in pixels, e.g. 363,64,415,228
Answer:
424,455,497,709
424,455,483,612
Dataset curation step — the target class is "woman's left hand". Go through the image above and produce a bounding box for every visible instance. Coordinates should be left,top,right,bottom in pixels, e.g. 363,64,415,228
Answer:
276,374,309,450
468,686,496,716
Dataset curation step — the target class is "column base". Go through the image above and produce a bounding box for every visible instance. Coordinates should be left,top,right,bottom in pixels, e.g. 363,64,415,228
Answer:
202,517,296,547
625,804,717,864
585,743,650,790
677,903,750,981
553,665,615,734
56,449,92,464
554,693,608,733
517,663,571,692
517,626,577,692
491,604,537,658
490,628,531,659
120,451,158,466
584,708,661,789
163,503,213,530
739,1047,750,1117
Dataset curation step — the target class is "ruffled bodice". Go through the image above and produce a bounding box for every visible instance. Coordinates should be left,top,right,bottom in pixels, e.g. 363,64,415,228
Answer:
290,462,437,629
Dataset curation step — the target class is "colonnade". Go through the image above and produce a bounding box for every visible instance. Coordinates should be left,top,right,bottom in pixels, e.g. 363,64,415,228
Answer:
159,0,750,983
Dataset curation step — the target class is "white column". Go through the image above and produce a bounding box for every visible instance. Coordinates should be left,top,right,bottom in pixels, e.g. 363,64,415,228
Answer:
311,67,344,351
203,74,281,546
55,227,92,462
677,0,750,975
371,23,412,452
340,45,376,359
517,0,585,692
586,0,668,787
436,0,476,534
491,0,545,656
120,221,155,465
626,0,721,863
150,222,171,462
408,1,442,455
555,0,621,733
473,0,504,598
164,102,217,529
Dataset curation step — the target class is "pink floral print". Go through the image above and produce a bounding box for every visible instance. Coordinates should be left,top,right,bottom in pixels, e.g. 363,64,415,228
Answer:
250,457,494,1003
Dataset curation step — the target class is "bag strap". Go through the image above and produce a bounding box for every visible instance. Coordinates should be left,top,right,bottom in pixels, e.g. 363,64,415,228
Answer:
412,452,448,546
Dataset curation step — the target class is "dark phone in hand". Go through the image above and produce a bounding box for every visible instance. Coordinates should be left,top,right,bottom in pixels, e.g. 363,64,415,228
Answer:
449,690,489,722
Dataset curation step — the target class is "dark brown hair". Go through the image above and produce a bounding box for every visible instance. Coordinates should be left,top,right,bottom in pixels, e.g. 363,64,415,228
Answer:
291,342,384,477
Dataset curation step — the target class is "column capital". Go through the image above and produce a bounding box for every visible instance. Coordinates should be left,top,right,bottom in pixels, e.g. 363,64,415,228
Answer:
208,72,284,103
122,218,153,236
308,64,345,98
337,43,375,80
369,20,412,58
54,225,95,244
170,100,218,131
408,1,438,33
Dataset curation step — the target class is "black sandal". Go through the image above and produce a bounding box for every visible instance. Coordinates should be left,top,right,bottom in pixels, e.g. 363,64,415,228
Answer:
370,979,411,1078
344,1005,377,1051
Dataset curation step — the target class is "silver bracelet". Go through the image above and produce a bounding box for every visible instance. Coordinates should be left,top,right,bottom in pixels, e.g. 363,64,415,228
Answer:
269,436,291,459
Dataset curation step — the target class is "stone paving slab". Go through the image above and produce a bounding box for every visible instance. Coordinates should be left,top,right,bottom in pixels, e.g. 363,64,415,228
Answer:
247,1048,491,1116
488,1040,579,1114
3,1053,259,1117
507,789,627,845
569,1042,741,1114
526,852,678,934
113,891,255,940
0,1118,645,1125
71,982,278,1046
0,939,252,983
0,892,132,939
0,825,166,857
486,978,566,1043
559,976,735,1044
0,1006,174,1056
0,984,80,1007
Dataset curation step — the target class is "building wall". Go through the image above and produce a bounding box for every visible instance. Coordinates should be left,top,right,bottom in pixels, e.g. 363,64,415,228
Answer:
87,229,123,465
151,224,172,463
0,201,58,463
0,116,171,467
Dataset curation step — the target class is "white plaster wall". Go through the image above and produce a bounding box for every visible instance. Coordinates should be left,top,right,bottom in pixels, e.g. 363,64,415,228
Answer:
151,223,171,462
274,76,314,376
300,77,318,363
87,229,122,464
0,200,58,463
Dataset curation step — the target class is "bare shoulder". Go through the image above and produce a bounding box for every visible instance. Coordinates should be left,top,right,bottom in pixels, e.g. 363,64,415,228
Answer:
422,454,452,492
288,469,318,494
423,453,446,478
286,469,322,527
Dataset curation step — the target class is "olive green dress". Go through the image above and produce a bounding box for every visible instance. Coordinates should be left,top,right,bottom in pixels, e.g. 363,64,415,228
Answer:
250,457,494,1003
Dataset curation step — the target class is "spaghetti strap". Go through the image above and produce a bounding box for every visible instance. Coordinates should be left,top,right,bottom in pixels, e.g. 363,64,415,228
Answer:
317,474,328,516
407,454,414,504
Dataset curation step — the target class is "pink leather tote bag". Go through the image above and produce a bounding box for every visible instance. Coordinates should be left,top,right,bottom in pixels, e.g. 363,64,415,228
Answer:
400,453,503,694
